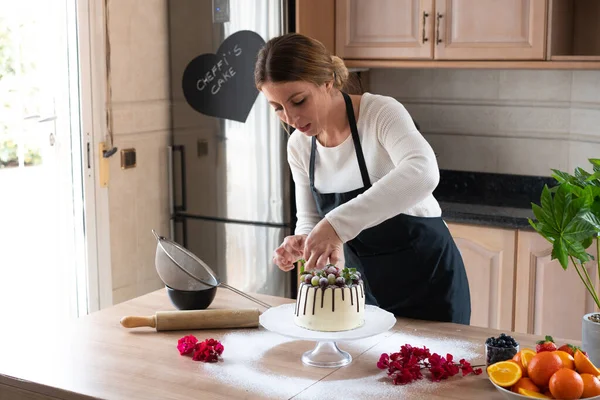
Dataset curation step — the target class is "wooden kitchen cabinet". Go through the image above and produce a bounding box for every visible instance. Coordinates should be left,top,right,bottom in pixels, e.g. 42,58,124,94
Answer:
514,230,599,341
296,0,335,54
446,223,516,331
547,0,600,61
434,0,547,60
335,0,547,61
335,0,435,59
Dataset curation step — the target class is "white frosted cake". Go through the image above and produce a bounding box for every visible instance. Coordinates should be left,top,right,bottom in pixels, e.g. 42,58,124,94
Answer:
294,265,365,332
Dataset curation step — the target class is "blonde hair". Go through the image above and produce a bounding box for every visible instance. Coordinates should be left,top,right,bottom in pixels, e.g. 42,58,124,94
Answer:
254,33,349,90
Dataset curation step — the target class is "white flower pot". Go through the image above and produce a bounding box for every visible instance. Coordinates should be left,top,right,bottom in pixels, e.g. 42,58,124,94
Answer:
582,313,600,367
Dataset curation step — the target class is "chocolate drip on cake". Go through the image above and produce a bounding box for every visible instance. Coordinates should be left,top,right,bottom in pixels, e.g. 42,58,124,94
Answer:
312,286,318,315
341,288,345,302
354,286,360,312
360,282,364,298
332,287,335,312
303,285,309,316
296,284,302,316
321,288,325,309
350,285,354,306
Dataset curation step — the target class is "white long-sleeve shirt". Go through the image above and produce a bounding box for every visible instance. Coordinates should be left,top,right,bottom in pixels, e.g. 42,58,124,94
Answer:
287,92,442,243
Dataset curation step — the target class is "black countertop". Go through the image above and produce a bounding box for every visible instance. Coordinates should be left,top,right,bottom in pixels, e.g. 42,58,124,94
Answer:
433,170,557,230
439,201,536,230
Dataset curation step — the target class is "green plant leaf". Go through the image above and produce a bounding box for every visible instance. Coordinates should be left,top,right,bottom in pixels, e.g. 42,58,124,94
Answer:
563,215,596,241
529,218,545,236
553,185,567,230
575,167,593,184
586,171,600,183
539,185,560,232
539,224,559,242
531,203,547,224
552,238,569,270
590,158,600,173
580,212,600,231
561,182,584,197
582,236,594,250
552,169,575,184
566,239,591,263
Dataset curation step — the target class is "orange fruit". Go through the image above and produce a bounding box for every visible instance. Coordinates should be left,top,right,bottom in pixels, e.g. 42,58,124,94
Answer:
512,377,540,393
524,349,537,374
527,351,563,388
514,348,536,377
548,368,584,400
543,390,555,398
487,360,522,387
553,350,575,370
512,354,528,377
580,373,600,398
518,388,551,398
575,350,600,375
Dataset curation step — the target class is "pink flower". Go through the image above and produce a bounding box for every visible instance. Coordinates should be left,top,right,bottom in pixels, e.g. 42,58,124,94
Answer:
177,335,198,355
377,343,482,385
177,336,225,363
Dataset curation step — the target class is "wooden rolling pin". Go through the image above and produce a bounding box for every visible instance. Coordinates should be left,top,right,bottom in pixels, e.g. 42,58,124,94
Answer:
120,308,260,331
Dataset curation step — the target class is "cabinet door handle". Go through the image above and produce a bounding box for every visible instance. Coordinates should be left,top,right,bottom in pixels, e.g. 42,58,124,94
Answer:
436,12,443,44
422,11,429,43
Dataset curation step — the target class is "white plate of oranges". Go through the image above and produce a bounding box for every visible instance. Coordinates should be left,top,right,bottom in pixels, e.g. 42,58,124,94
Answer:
488,347,600,399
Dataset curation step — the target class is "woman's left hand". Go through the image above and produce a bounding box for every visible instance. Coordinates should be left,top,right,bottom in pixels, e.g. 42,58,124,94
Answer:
303,218,343,271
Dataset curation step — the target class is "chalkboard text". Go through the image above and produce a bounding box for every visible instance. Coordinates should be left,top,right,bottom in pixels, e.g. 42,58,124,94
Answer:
196,45,243,95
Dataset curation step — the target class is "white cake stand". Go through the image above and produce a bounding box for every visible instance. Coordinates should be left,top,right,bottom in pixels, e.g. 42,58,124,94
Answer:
259,304,396,368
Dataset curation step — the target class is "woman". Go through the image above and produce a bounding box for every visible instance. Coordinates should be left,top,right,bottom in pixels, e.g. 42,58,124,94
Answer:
254,33,471,325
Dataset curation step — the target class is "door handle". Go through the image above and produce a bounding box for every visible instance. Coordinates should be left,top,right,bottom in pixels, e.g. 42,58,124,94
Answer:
436,13,443,44
422,11,429,43
171,145,187,212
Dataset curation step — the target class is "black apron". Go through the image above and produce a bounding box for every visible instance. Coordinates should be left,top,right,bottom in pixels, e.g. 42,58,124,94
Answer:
308,92,471,325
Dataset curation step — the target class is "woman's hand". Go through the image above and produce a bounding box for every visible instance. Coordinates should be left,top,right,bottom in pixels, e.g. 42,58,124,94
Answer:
303,219,343,271
273,234,307,272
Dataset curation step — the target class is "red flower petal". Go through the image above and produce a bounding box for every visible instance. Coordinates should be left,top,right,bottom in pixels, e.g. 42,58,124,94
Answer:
378,343,481,385
177,335,198,355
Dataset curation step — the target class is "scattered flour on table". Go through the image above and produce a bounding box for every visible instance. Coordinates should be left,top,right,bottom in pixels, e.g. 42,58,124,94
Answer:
295,331,482,400
201,329,482,400
202,330,313,399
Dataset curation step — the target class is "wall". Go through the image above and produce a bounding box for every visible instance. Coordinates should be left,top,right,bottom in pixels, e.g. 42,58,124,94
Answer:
369,69,600,177
105,0,171,304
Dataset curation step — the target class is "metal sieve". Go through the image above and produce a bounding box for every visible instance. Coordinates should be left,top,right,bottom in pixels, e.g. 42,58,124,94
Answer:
152,230,271,309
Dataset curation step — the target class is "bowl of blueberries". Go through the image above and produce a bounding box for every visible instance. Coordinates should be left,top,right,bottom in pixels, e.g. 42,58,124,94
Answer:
485,333,520,367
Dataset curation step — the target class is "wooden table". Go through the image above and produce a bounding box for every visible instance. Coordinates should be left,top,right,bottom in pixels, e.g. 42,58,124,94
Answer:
0,288,576,399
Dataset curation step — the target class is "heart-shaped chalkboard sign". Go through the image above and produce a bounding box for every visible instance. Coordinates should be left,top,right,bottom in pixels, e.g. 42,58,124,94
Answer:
182,30,266,123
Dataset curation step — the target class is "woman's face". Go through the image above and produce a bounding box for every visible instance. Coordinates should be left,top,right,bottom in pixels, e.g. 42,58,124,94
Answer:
260,80,332,137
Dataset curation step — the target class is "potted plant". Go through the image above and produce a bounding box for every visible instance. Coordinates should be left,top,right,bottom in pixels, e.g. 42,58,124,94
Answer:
529,158,600,365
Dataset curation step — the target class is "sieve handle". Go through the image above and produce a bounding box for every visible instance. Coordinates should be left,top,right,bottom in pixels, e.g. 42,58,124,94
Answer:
221,283,272,309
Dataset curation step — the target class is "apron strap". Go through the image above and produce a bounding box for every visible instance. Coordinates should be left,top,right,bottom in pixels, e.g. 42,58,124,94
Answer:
308,92,372,189
342,92,371,188
309,136,317,189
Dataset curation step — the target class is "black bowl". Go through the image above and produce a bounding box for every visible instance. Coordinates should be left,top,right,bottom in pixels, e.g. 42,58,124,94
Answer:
165,285,217,310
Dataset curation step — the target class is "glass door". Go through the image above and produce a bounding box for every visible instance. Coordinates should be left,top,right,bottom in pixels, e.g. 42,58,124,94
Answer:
0,0,89,327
